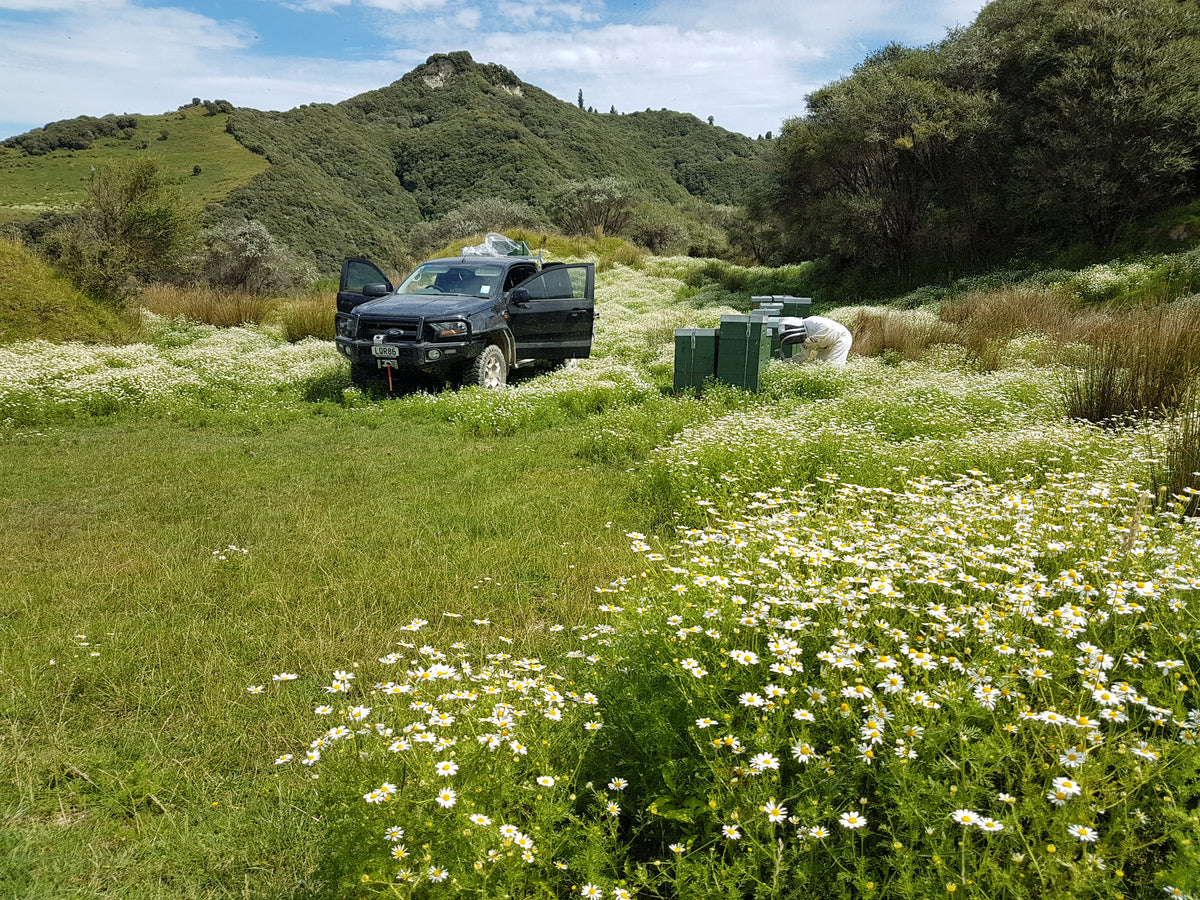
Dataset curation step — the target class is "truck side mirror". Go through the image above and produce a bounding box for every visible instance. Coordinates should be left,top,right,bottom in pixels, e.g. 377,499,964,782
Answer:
363,282,391,298
509,287,531,305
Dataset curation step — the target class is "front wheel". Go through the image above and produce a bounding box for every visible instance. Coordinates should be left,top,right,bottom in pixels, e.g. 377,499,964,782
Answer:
461,344,507,390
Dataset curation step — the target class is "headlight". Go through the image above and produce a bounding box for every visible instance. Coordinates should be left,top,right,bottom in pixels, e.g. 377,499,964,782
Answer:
427,320,469,340
335,315,356,338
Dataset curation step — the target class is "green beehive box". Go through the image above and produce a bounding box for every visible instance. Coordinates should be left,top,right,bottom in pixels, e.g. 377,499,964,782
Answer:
780,297,813,318
715,315,769,390
673,328,718,391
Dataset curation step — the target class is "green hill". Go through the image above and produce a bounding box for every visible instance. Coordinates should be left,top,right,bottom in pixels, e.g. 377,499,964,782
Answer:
0,237,130,342
0,106,268,226
219,52,764,268
2,52,765,272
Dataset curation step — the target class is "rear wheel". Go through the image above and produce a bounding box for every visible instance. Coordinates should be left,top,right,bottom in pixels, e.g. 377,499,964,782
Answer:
461,344,507,390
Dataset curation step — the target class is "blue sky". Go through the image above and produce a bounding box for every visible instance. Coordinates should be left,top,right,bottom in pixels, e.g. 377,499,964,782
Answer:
0,0,989,141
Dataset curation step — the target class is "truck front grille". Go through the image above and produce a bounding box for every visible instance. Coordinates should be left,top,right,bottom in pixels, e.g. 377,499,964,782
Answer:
358,317,421,342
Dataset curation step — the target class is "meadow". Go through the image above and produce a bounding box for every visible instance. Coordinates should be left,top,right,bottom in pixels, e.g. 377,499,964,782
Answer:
1,253,1199,899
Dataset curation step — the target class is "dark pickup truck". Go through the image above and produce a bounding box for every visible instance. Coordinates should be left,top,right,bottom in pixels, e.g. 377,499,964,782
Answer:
334,256,595,390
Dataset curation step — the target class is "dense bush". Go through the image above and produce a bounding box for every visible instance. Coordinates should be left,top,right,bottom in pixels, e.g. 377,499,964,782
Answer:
3,114,138,155
550,177,640,237
194,219,315,294
41,159,198,303
763,0,1200,284
403,198,548,261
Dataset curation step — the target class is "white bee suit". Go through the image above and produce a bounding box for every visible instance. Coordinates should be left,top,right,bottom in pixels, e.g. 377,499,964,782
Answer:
777,315,853,366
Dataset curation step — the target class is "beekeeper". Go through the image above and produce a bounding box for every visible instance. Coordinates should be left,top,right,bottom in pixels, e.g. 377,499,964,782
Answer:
777,315,852,366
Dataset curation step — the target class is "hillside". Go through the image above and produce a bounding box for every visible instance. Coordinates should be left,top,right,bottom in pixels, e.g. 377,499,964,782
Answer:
0,237,130,342
2,52,765,272
220,52,764,268
0,106,268,226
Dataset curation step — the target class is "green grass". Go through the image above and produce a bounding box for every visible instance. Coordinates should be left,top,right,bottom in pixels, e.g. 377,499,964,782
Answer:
0,237,133,343
3,251,1200,898
0,108,269,225
0,411,643,898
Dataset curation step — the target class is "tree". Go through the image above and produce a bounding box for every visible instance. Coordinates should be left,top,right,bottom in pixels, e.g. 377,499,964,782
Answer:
43,158,198,302
196,219,314,293
767,44,992,280
548,177,639,236
961,0,1200,247
578,89,584,109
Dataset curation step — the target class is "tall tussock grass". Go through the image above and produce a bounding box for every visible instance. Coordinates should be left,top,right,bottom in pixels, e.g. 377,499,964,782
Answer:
1158,386,1200,516
851,308,958,361
1061,305,1200,424
277,296,335,342
137,283,276,327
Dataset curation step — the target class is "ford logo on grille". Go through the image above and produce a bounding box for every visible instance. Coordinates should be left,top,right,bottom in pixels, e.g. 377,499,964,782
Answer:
387,328,403,337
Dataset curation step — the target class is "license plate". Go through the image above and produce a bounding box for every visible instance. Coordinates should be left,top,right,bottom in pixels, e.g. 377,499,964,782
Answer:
371,345,399,358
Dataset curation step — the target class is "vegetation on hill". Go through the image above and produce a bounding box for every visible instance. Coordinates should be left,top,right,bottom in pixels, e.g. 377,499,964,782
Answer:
0,105,268,227
217,52,763,270
759,0,1200,287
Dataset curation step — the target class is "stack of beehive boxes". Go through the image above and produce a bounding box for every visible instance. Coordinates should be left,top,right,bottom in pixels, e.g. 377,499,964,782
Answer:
673,296,812,391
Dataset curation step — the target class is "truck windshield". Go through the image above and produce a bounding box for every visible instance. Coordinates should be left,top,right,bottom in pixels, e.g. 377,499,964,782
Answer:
398,263,503,298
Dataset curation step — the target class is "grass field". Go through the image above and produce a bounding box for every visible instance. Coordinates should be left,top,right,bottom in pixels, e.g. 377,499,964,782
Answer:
2,254,1200,898
0,108,269,225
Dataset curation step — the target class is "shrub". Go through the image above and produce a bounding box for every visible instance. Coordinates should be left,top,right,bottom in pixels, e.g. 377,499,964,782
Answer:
404,198,549,260
194,219,315,294
598,243,648,273
42,159,198,303
278,296,336,342
548,177,638,237
624,204,691,256
2,114,138,155
851,308,959,361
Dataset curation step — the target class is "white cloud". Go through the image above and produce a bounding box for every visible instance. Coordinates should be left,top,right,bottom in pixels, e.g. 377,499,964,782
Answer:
455,6,481,28
277,0,353,12
493,0,602,26
0,1,386,128
0,0,991,139
364,0,449,12
473,22,826,134
0,0,122,9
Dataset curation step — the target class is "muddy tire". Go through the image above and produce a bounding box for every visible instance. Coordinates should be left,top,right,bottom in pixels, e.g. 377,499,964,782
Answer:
461,344,507,390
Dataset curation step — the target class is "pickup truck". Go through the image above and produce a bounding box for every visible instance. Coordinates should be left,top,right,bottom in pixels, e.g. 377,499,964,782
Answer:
334,255,595,390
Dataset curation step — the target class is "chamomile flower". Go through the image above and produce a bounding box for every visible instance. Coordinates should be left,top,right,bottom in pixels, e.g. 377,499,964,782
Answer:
1067,824,1099,842
839,811,867,830
761,799,788,823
